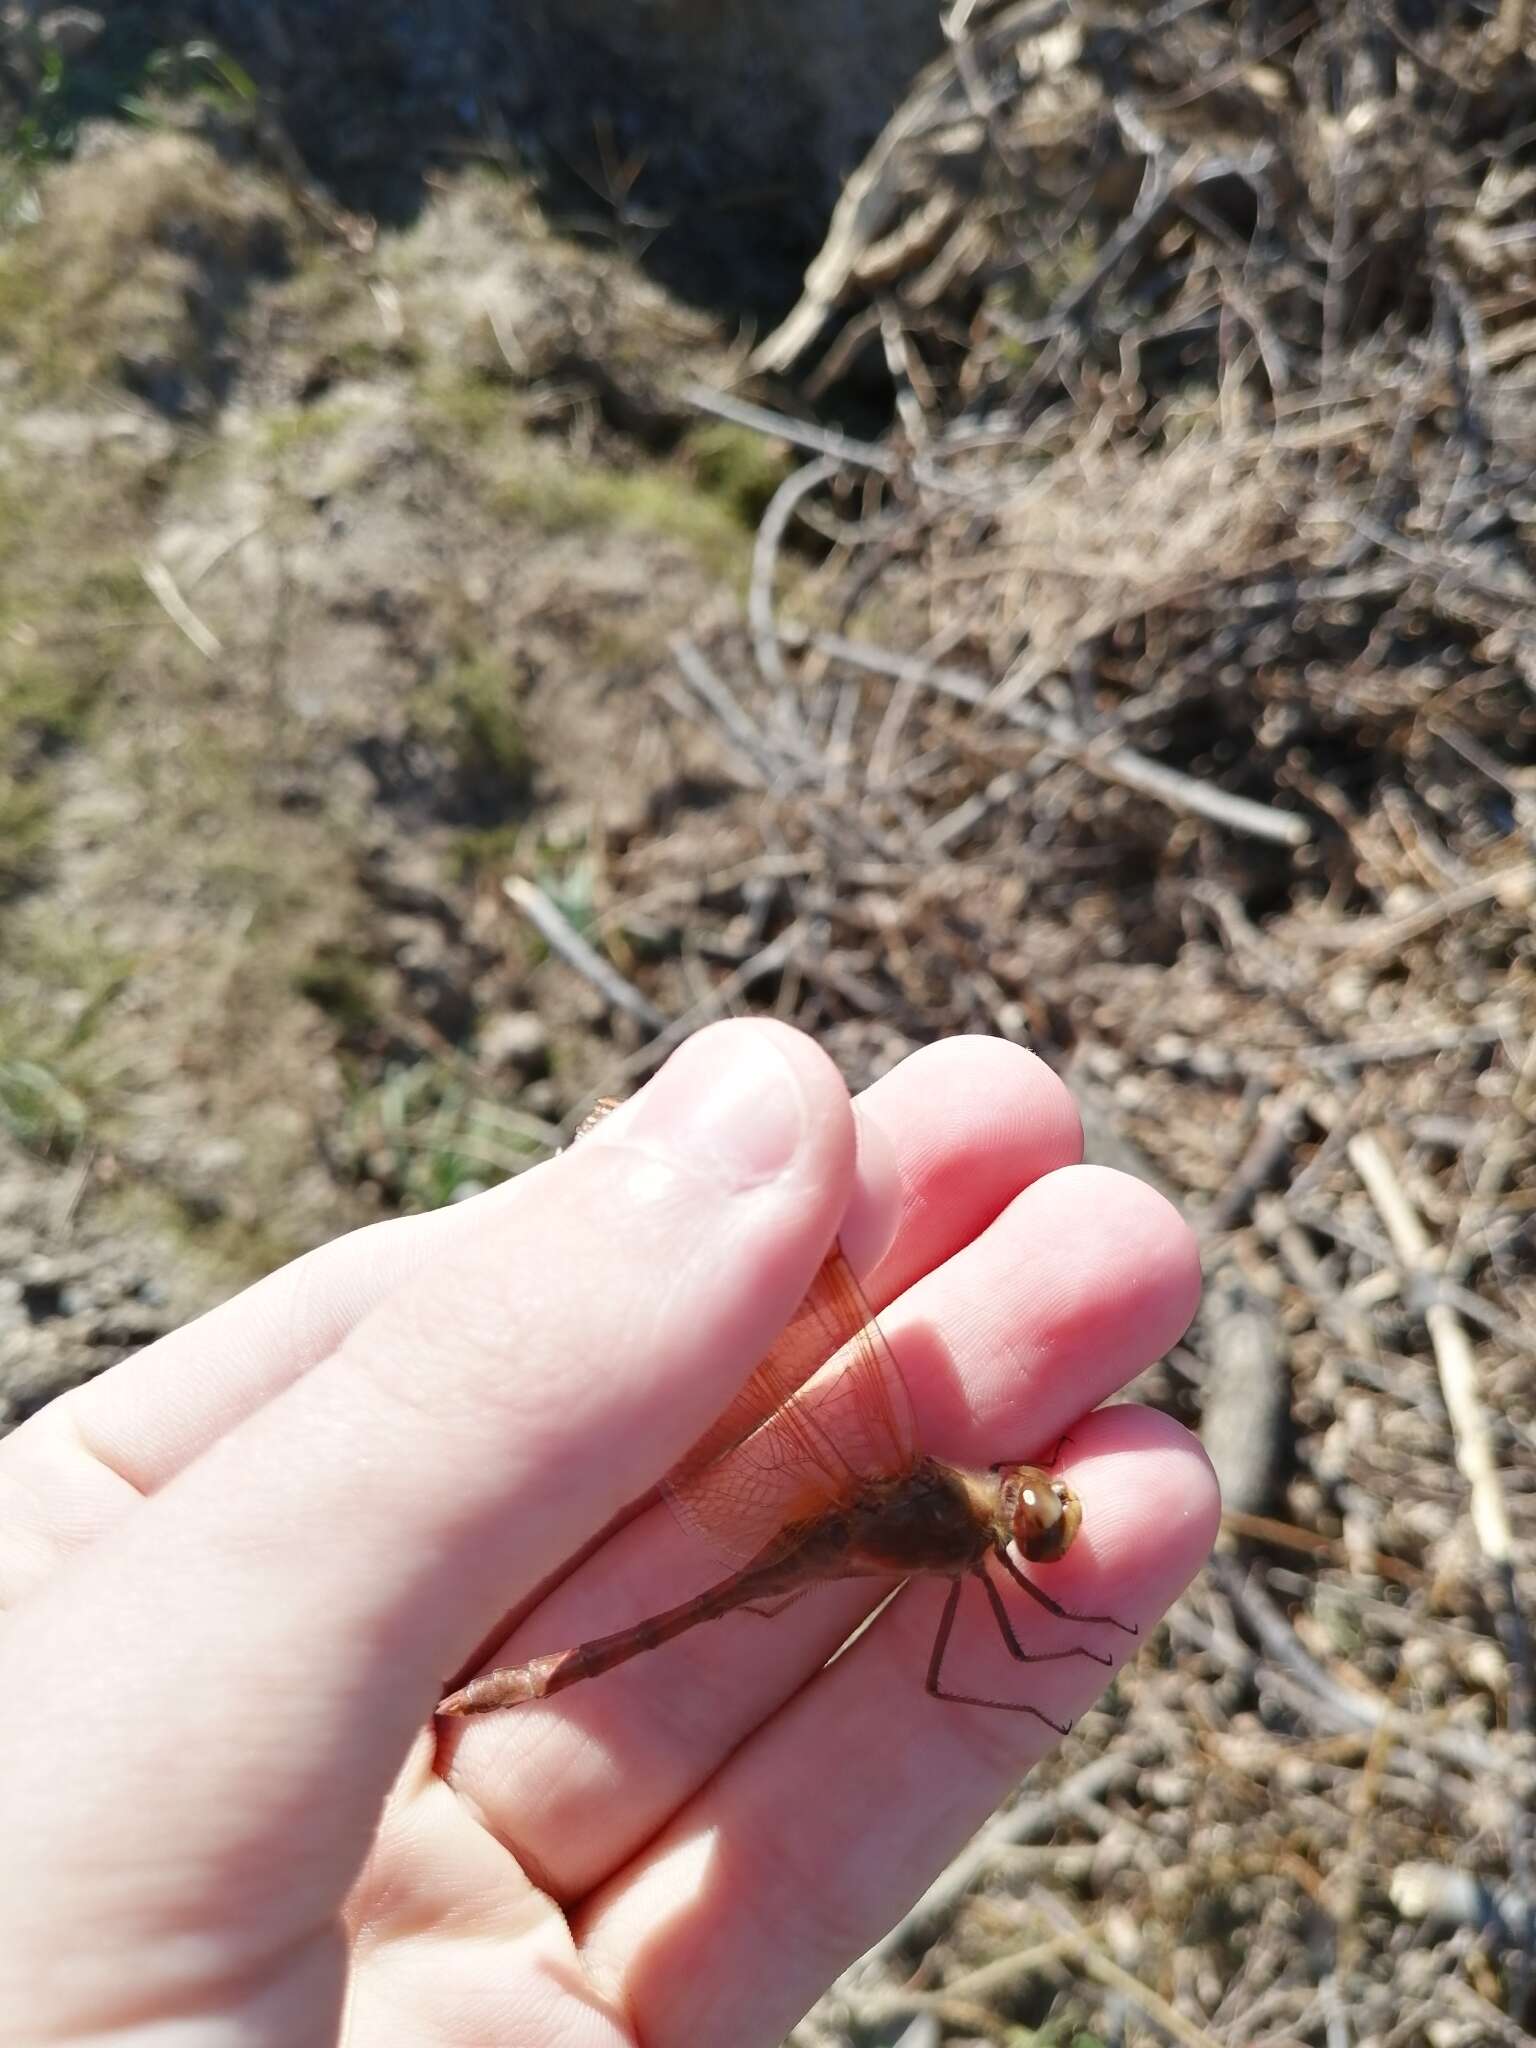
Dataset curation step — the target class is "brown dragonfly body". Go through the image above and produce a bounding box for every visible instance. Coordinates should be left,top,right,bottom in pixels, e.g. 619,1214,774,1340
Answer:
437,1100,1130,1727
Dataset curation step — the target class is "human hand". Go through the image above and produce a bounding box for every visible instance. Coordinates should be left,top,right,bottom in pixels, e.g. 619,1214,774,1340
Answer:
0,1023,1216,2047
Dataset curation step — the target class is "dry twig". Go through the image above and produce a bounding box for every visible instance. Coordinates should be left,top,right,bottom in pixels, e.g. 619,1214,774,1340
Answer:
502,875,667,1033
1348,1131,1533,1731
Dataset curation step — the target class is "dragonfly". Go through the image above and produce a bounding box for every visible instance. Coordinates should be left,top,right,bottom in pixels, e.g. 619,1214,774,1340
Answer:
437,1103,1132,1729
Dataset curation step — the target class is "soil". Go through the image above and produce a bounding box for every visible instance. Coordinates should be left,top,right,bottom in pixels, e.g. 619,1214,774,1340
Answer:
0,101,789,1424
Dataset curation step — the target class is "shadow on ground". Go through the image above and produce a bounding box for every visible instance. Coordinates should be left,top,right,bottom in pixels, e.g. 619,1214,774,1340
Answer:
5,0,942,323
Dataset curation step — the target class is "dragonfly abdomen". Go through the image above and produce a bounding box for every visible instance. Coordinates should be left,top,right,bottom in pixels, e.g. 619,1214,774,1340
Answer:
438,1554,802,1714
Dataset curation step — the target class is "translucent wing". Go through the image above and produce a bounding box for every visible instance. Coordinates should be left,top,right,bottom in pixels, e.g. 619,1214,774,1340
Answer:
570,1096,916,1567
663,1240,918,1566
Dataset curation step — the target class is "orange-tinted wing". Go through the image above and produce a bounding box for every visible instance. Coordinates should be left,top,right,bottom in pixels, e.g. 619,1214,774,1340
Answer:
663,1241,918,1566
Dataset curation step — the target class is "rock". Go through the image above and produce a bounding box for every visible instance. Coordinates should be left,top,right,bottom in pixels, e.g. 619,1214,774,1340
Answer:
1200,1274,1292,1518
478,1011,550,1075
521,1078,561,1119
36,8,104,56
1390,1862,1532,1944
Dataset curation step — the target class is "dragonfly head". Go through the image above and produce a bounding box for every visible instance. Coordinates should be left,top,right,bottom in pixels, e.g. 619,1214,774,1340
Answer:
999,1464,1081,1563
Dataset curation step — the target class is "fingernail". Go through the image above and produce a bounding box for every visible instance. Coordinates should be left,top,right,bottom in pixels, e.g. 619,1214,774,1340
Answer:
621,1026,807,1186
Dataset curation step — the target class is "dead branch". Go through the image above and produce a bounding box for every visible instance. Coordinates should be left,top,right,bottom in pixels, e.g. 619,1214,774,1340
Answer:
502,875,667,1032
799,629,1313,846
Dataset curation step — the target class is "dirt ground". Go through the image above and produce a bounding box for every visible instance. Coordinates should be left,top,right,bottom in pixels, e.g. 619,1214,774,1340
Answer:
4,6,1536,2046
0,92,796,1416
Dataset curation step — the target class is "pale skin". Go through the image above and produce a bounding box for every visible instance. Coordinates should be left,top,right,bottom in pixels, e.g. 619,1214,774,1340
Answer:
0,1023,1218,2048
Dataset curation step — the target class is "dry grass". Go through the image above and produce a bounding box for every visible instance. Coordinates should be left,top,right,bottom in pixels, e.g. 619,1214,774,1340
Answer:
0,128,296,412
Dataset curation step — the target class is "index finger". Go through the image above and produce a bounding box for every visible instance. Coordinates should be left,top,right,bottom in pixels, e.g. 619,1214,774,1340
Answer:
0,1023,855,2030
0,1034,1069,1609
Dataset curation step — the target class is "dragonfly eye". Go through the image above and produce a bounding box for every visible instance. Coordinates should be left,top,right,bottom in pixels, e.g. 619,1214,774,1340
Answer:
1008,1467,1082,1562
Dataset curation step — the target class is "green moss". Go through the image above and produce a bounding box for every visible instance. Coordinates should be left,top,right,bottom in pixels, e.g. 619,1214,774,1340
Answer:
418,366,518,445
291,945,384,1039
0,783,55,898
584,616,663,674
256,400,354,458
985,222,1103,373
489,450,752,581
449,819,526,881
263,258,421,385
97,1176,305,1293
0,131,294,410
682,421,793,524
0,550,151,896
412,652,531,802
1,653,96,752
0,1056,88,1158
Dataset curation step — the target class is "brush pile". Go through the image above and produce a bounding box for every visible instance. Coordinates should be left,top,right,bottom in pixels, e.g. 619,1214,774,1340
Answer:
509,4,1536,2040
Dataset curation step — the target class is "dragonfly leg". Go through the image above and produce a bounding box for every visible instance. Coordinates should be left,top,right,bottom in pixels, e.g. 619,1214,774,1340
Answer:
994,1544,1137,1635
980,1563,1110,1667
923,1576,1071,1733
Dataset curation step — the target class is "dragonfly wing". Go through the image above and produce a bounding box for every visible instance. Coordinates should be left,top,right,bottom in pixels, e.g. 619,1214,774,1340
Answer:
663,1240,919,1566
782,1241,917,1481
569,1098,918,1568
